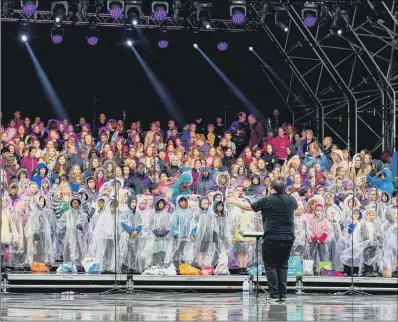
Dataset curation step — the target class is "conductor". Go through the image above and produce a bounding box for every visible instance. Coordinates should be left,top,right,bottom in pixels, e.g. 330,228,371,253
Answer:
227,180,297,301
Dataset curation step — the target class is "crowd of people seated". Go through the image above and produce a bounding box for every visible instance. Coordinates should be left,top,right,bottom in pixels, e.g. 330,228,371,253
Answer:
0,110,396,277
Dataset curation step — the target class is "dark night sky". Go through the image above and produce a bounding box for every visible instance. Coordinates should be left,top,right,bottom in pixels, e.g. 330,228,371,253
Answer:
1,22,293,128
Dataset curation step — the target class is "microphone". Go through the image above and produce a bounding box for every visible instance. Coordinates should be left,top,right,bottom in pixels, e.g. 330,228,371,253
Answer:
122,110,127,121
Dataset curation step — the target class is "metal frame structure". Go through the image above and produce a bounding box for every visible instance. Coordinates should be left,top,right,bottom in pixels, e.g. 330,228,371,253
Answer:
0,9,257,31
251,1,397,152
1,1,396,152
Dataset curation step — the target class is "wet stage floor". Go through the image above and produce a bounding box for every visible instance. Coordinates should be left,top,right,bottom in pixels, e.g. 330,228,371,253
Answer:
1,293,397,321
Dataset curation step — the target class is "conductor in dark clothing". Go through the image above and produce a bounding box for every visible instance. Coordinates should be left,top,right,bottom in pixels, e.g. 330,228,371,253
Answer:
228,180,297,301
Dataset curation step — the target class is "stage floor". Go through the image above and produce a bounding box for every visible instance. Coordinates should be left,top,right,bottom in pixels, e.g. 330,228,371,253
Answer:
1,293,397,321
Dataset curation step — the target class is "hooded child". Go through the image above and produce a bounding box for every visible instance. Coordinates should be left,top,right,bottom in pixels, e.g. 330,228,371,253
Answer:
119,195,142,274
170,195,196,268
231,198,256,275
308,203,329,274
147,196,172,267
24,195,53,265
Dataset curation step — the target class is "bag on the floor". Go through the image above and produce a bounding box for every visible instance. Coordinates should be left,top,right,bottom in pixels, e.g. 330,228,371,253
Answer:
200,265,214,275
318,261,332,274
142,266,163,275
56,262,77,274
31,262,49,273
302,259,314,276
179,263,200,275
248,265,262,276
164,264,177,276
215,253,230,275
82,257,100,274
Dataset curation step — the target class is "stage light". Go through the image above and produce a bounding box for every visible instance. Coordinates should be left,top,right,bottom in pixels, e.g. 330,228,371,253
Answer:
301,2,318,27
275,9,289,33
331,6,349,35
2,0,14,16
18,21,31,42
51,27,64,44
152,1,168,21
196,2,212,30
193,43,198,49
172,0,181,21
21,0,37,16
107,0,124,19
123,26,138,46
86,24,99,46
248,46,253,51
125,1,142,26
157,29,169,49
217,42,228,52
230,0,246,25
51,1,68,23
78,0,89,18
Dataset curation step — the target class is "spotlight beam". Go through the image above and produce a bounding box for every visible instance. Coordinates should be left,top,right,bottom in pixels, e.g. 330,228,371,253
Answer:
194,45,265,122
25,42,69,120
129,45,185,127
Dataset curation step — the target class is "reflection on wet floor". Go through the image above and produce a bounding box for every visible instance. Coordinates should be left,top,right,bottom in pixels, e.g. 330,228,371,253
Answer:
1,293,397,321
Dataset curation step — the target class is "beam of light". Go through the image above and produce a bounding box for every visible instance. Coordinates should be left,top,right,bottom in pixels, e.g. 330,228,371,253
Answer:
249,47,301,103
194,45,265,122
25,42,69,120
129,46,186,127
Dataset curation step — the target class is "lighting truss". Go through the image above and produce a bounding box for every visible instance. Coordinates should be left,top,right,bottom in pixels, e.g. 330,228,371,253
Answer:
250,1,397,152
0,9,257,31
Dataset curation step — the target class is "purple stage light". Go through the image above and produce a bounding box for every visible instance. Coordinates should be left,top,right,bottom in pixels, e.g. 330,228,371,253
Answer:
232,13,245,24
158,40,169,49
87,36,98,46
304,16,317,27
217,42,228,52
109,7,123,19
153,8,167,21
23,3,36,16
52,35,63,44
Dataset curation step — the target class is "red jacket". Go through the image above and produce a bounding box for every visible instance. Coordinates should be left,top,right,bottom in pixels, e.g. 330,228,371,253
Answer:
272,135,291,159
21,156,38,179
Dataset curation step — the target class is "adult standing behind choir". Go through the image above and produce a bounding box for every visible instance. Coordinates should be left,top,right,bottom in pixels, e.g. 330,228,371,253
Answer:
229,112,249,156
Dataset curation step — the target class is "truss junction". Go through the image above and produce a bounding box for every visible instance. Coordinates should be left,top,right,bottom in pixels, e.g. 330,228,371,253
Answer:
1,0,397,152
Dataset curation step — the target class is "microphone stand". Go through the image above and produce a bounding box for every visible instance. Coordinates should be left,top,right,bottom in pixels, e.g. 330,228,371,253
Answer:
335,180,370,296
101,187,130,294
92,96,98,138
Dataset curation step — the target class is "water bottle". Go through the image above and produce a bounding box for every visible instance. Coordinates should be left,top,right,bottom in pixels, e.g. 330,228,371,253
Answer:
243,279,250,306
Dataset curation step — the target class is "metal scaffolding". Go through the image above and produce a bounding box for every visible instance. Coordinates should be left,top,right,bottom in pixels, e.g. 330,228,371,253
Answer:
0,9,257,31
1,1,396,152
251,1,397,152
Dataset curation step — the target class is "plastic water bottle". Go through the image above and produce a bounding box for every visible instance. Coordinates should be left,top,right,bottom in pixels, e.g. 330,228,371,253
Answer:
243,279,250,306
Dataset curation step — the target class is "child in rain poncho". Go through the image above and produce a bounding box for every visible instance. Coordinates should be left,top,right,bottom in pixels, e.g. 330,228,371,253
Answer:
57,194,89,270
291,202,308,258
171,195,196,268
326,207,343,271
382,206,397,277
194,197,215,268
88,199,122,274
1,196,13,267
308,203,329,274
119,195,142,274
24,195,53,265
231,198,255,275
358,208,382,277
147,196,172,267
